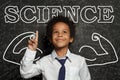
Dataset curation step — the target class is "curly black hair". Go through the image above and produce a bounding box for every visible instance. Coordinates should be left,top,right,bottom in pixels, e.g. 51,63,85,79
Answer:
46,15,76,40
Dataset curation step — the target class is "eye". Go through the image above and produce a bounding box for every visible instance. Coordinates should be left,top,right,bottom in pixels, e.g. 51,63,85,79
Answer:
63,31,67,33
53,31,58,33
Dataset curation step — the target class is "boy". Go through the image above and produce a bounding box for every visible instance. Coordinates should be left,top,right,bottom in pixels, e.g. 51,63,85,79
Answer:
20,15,91,80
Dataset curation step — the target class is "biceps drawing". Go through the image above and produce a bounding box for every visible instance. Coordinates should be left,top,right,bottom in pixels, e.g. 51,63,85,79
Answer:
79,32,118,66
3,31,43,65
3,32,118,66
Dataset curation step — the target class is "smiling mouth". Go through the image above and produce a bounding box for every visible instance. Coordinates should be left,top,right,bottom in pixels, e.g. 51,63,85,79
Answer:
56,39,65,42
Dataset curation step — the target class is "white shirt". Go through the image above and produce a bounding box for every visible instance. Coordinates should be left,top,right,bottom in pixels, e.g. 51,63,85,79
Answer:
20,48,91,80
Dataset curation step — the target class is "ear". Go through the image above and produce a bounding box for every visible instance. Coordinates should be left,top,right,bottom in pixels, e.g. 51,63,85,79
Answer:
70,38,74,43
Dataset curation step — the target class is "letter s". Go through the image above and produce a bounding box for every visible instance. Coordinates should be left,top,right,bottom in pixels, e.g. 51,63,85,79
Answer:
4,6,19,23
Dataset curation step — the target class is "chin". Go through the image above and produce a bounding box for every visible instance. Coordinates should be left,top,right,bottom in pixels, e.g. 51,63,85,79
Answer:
55,45,68,49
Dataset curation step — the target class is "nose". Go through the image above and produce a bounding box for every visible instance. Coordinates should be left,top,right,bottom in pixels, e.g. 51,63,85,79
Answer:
58,32,63,37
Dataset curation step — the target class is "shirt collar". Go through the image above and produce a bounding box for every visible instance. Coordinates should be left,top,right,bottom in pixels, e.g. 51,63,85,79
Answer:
51,49,72,62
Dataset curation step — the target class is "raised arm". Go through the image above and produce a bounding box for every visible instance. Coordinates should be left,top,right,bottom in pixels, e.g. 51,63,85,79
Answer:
20,31,42,79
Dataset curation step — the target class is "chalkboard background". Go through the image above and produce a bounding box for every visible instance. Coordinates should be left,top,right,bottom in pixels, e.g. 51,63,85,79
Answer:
0,0,120,80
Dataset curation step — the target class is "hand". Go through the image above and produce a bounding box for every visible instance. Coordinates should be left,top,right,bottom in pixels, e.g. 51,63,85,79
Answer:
28,31,38,51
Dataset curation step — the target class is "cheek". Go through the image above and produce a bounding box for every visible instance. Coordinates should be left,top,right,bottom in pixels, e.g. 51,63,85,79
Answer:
51,35,56,42
52,34,56,39
66,35,71,39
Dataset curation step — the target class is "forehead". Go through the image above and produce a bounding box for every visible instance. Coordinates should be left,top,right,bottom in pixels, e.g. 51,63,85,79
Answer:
52,22,70,30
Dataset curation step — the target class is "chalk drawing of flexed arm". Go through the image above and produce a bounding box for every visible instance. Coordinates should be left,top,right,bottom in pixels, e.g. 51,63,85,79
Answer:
79,32,118,66
3,31,43,65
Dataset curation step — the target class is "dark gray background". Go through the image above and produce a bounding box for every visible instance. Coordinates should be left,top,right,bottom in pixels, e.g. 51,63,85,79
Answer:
0,0,120,80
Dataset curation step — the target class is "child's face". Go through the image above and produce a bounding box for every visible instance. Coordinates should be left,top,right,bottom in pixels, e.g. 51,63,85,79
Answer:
50,22,73,49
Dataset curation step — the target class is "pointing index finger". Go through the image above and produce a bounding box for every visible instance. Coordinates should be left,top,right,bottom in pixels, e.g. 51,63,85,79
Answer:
35,30,38,42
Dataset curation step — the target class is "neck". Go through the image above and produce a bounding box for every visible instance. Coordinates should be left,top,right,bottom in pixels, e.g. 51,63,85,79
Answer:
55,47,68,58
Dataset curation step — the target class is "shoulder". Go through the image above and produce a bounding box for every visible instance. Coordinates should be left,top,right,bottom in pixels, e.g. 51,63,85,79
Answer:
70,53,86,64
39,54,51,62
70,53,85,60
